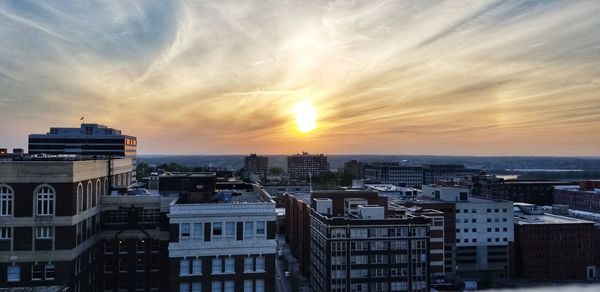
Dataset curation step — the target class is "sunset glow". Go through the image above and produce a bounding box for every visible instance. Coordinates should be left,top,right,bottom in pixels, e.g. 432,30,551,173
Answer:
294,101,317,133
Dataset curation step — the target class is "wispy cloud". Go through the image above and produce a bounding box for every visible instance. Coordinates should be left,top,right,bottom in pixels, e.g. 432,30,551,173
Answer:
0,0,599,155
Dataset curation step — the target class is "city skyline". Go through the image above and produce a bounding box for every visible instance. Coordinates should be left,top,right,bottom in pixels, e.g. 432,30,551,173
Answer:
1,1,600,156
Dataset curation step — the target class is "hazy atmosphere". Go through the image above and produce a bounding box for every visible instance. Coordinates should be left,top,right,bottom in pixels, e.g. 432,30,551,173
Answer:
1,0,600,155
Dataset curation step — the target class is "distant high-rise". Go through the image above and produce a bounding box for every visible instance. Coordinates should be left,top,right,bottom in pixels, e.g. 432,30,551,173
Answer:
287,152,329,180
244,154,268,179
28,123,137,180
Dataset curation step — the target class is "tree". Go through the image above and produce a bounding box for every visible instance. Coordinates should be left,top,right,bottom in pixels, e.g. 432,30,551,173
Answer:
269,167,283,175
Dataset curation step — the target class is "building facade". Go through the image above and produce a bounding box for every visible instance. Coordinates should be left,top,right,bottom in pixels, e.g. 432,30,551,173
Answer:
287,152,329,180
244,154,269,180
0,157,133,292
363,164,423,188
168,177,277,292
554,181,600,213
422,165,481,186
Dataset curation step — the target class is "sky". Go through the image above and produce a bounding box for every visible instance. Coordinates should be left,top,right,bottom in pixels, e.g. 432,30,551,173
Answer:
0,0,599,156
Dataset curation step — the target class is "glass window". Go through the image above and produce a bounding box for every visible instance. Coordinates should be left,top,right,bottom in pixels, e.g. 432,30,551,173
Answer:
244,221,254,238
32,264,43,280
7,265,20,282
212,281,222,292
225,258,234,273
213,222,223,238
35,227,53,239
193,223,204,239
255,279,264,292
180,283,190,292
212,258,222,274
36,186,55,216
181,223,191,239
256,256,265,271
0,185,13,216
192,282,201,292
192,259,202,275
244,257,253,271
224,280,234,292
244,280,253,292
0,227,11,239
180,259,190,275
225,222,235,238
256,221,265,236
45,264,55,280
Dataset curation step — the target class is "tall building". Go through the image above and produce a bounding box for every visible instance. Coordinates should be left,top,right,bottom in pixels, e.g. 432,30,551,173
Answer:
363,163,423,187
28,123,137,181
553,181,600,213
422,164,481,185
287,152,329,180
0,156,134,291
343,160,364,180
466,176,573,206
244,154,269,179
513,203,598,280
421,184,514,280
310,198,431,292
166,175,277,292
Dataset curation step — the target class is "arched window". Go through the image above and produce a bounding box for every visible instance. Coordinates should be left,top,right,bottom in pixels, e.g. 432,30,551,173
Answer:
86,181,92,210
0,185,14,216
36,185,55,216
104,178,108,196
94,179,100,207
77,183,83,213
117,174,122,187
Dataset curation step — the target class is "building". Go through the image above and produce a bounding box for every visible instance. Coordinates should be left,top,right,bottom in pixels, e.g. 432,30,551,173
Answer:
28,123,137,181
421,184,514,280
467,176,573,206
513,203,598,280
0,155,133,291
244,154,269,180
167,174,277,292
422,164,481,186
287,152,329,180
343,160,364,180
310,197,431,292
282,193,312,276
554,181,600,213
363,163,423,187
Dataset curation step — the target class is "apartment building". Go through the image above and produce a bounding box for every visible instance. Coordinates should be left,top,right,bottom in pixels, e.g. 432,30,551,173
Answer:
422,185,514,280
422,165,481,186
287,152,329,180
0,156,133,291
310,200,431,292
554,181,600,213
167,176,277,292
363,163,423,187
244,154,269,180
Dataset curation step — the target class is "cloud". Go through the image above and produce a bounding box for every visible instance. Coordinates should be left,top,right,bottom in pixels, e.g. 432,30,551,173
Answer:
0,0,599,155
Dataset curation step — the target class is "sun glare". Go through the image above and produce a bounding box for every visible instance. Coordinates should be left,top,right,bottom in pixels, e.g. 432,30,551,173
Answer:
293,101,317,133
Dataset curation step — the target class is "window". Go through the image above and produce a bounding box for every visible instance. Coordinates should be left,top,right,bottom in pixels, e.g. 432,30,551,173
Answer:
86,181,93,210
212,281,222,292
180,283,190,292
192,259,202,275
193,223,204,239
244,221,254,238
256,221,265,237
225,258,234,273
181,223,191,239
136,258,145,272
192,282,201,292
119,241,128,253
104,178,109,195
119,259,127,273
503,218,508,222
180,259,190,275
224,280,234,292
212,222,223,239
7,265,20,282
151,259,160,271
36,185,55,216
256,256,265,271
0,227,11,239
212,258,222,274
94,180,100,207
105,241,114,254
36,227,53,239
32,264,43,280
225,222,235,238
77,183,83,213
244,280,253,292
0,185,13,216
45,264,55,280
136,240,146,253
244,257,253,272
255,279,264,292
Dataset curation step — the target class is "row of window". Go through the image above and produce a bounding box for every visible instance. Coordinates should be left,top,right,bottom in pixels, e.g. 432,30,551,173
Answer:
6,263,55,282
456,208,509,214
456,238,508,243
0,226,54,240
456,227,508,233
332,227,427,239
180,256,265,275
105,240,161,254
179,221,266,240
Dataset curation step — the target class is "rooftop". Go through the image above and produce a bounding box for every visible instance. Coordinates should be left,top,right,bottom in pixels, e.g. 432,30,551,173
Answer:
554,185,600,194
0,154,124,161
514,212,594,225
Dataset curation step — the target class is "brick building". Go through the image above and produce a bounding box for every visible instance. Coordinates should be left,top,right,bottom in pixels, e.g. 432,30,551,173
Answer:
554,181,600,213
287,152,329,180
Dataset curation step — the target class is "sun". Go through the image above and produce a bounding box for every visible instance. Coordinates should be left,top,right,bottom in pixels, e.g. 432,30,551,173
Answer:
293,101,317,133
